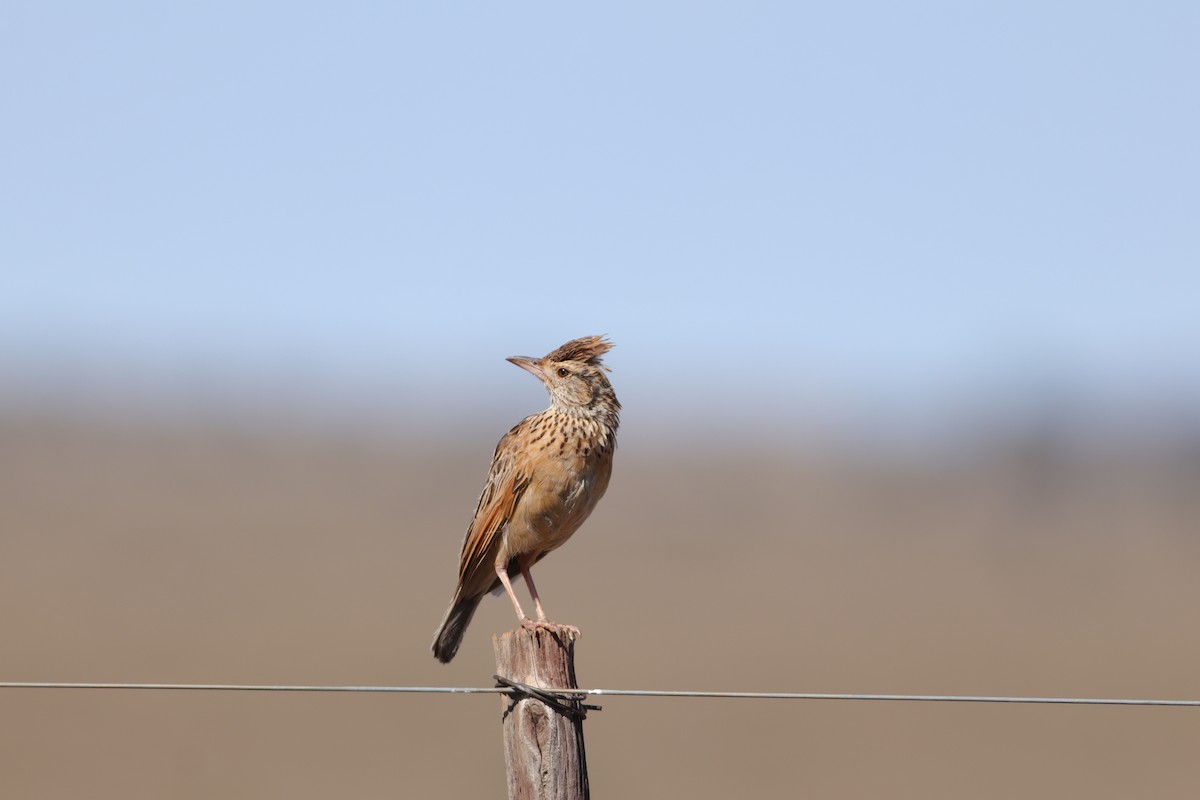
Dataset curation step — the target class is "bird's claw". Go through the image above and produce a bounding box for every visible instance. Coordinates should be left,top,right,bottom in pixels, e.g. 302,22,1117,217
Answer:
520,618,580,639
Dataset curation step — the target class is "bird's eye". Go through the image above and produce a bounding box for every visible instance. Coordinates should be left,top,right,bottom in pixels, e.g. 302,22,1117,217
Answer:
557,367,569,377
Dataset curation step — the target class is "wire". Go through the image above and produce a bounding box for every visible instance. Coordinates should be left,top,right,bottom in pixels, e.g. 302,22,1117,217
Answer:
2,682,1198,707
0,682,501,694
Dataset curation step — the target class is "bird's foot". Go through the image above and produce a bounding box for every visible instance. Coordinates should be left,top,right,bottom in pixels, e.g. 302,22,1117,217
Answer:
520,618,581,639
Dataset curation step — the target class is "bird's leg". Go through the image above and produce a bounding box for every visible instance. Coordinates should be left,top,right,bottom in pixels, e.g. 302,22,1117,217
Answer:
519,557,579,638
494,561,529,624
519,557,548,623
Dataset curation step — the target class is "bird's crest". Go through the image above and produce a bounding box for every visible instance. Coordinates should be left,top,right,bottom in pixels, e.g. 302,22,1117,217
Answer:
543,335,614,368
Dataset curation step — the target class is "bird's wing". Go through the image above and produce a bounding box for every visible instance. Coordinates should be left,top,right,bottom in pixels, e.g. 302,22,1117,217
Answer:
457,426,532,590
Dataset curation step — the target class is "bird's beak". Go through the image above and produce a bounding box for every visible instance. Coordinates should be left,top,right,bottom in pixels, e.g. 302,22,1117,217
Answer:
506,356,544,378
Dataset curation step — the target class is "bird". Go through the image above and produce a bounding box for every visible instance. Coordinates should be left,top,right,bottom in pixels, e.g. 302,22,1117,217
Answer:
431,335,620,663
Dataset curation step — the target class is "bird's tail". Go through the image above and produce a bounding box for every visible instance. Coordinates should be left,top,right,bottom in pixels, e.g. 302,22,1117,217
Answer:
431,592,483,663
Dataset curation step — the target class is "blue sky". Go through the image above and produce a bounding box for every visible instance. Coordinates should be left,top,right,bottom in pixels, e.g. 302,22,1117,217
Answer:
3,2,1197,438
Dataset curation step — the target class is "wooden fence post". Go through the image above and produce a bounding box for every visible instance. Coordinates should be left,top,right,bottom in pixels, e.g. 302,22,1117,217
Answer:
493,624,590,800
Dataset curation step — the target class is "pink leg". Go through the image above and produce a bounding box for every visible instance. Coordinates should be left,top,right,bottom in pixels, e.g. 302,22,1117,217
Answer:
520,557,548,622
495,562,529,623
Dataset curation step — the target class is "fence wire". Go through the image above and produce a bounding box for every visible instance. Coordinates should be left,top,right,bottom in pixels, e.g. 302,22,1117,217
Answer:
2,682,1198,707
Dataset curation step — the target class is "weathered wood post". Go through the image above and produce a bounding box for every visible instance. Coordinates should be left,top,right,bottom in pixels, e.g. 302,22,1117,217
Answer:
493,624,590,800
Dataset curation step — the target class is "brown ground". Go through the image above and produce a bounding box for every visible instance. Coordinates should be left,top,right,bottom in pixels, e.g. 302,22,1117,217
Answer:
2,416,1198,798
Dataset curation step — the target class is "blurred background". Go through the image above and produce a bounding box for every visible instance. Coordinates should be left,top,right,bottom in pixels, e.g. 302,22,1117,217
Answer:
2,2,1199,797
